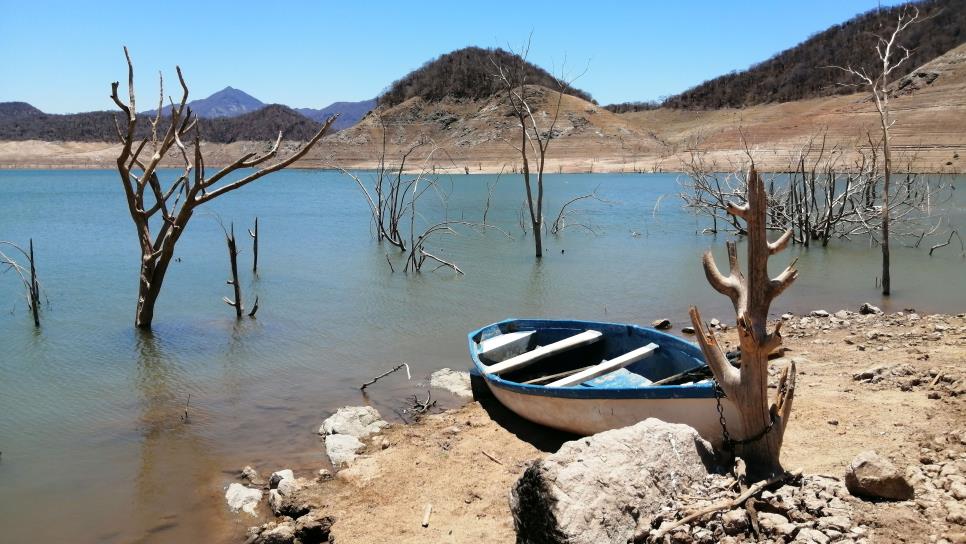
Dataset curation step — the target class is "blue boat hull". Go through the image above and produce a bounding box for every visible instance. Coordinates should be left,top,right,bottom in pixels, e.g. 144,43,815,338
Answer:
467,318,742,444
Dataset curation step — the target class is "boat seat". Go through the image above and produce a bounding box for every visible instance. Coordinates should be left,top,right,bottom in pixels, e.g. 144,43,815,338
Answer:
477,331,535,362
483,330,602,376
547,342,658,387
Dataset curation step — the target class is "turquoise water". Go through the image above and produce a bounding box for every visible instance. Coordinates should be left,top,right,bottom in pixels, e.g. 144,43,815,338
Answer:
0,169,963,542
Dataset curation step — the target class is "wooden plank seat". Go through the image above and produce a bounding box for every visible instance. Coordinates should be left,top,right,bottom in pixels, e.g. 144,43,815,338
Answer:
483,330,602,376
478,331,535,362
547,342,659,387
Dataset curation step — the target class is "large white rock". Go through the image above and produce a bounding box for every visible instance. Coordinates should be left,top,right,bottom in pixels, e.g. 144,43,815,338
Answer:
269,469,294,489
319,406,387,438
325,434,365,466
510,418,717,544
430,368,473,399
225,483,262,516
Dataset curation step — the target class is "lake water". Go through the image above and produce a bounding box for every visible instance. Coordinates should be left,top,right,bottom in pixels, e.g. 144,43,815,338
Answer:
1,169,963,543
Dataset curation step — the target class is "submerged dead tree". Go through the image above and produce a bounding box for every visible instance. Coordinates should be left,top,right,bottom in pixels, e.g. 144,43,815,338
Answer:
0,239,43,326
111,48,334,328
689,166,798,478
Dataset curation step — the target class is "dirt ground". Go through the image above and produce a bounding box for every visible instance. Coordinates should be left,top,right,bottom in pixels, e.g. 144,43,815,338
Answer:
284,310,966,543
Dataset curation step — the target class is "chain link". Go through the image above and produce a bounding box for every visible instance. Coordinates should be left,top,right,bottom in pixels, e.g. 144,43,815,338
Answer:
712,379,777,452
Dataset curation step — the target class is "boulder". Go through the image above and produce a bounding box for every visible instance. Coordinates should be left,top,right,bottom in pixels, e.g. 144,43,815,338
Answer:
225,483,262,516
268,477,320,518
248,520,296,544
651,318,672,330
859,303,883,315
430,368,473,399
845,450,914,500
269,469,294,489
295,511,335,543
319,406,387,438
510,418,717,544
325,434,364,467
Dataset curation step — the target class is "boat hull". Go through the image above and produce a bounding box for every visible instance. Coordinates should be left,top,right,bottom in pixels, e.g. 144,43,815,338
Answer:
468,318,744,447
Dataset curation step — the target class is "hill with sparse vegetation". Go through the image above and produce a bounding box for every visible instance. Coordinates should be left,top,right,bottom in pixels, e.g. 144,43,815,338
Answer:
377,46,595,107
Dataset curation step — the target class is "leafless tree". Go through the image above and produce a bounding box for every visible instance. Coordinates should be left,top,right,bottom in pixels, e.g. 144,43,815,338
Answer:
833,6,922,295
111,47,334,328
689,166,798,479
680,136,950,250
0,239,43,326
492,37,584,258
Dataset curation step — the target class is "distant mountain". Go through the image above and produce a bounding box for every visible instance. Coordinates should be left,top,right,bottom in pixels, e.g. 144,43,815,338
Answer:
0,103,324,143
378,46,595,108
296,98,376,131
632,0,966,110
145,86,266,118
0,102,43,119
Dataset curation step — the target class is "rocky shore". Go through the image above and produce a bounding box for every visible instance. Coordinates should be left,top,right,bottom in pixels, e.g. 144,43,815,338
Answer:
224,309,965,543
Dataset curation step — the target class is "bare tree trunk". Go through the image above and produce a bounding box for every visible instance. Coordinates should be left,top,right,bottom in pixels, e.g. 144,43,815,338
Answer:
249,217,259,275
690,167,798,479
225,223,243,318
881,99,892,296
29,238,40,327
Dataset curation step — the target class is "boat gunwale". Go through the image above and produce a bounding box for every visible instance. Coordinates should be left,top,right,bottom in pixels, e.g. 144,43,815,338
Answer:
468,318,716,400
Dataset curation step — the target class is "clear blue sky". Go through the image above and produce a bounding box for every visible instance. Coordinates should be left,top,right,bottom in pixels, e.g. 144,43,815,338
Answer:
0,0,908,113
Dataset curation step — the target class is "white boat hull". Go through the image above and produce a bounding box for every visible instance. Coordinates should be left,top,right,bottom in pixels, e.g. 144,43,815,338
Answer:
487,381,744,447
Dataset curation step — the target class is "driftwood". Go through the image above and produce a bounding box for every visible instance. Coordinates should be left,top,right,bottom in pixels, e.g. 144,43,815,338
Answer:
359,363,411,390
421,503,433,528
929,230,964,257
689,166,798,478
639,467,803,541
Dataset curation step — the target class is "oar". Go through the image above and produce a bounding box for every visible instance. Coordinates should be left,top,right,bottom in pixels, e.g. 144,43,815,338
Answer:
521,365,596,385
651,365,712,386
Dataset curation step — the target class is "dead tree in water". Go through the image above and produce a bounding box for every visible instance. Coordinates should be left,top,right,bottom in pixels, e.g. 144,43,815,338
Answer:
689,166,798,479
221,221,258,318
0,239,43,326
110,48,334,328
492,37,583,259
833,6,921,295
248,217,259,275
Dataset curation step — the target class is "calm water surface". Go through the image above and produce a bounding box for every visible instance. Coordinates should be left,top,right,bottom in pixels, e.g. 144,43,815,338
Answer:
0,169,963,543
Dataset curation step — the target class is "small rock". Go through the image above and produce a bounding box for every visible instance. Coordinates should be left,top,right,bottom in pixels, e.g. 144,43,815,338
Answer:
834,310,850,320
317,469,332,481
325,434,364,466
269,469,294,489
781,313,794,320
859,303,882,315
796,527,831,544
431,368,473,399
853,366,886,381
845,450,915,500
319,406,388,438
681,326,695,334
252,520,296,544
242,465,261,483
225,483,262,516
710,318,721,327
828,419,839,426
721,509,748,535
651,318,672,330
811,310,830,318
294,511,335,544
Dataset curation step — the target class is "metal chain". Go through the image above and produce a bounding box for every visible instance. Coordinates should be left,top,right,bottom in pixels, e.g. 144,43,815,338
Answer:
712,379,778,452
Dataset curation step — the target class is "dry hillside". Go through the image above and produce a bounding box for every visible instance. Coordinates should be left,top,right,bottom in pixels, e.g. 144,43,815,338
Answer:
2,44,964,173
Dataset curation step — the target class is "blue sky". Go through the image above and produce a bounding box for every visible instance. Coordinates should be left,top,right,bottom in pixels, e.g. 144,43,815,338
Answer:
0,0,908,113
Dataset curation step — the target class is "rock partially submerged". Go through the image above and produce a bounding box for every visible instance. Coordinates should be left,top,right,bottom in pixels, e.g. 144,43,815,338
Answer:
845,450,915,500
318,406,388,438
510,418,717,544
325,434,365,467
859,302,883,315
268,477,320,518
226,483,263,516
651,318,672,330
270,469,294,489
430,368,473,398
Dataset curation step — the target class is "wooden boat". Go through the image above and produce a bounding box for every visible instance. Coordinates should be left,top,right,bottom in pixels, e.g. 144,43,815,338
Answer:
467,318,742,446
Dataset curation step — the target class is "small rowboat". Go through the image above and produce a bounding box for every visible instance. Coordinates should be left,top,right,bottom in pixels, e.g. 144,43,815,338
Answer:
467,318,742,446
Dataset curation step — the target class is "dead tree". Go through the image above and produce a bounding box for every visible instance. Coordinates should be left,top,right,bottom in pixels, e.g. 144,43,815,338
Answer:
111,48,334,328
0,239,43,326
689,166,798,479
834,6,921,295
248,217,258,275
493,38,578,259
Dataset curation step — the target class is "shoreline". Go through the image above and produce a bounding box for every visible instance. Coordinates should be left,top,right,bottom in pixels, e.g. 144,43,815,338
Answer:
230,307,966,543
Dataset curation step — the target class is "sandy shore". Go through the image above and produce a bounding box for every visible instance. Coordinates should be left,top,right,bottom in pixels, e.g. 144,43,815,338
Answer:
233,308,965,543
